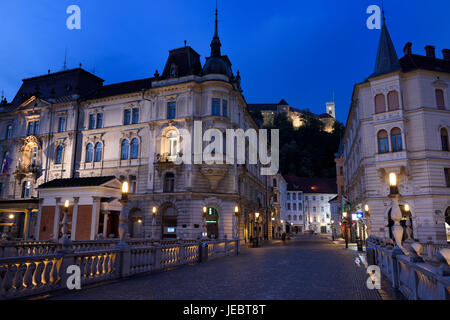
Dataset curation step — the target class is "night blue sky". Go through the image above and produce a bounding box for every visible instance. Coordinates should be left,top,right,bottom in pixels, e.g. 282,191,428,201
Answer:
1,0,450,123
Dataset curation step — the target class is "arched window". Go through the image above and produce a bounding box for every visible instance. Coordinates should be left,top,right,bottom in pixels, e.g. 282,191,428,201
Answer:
94,142,103,162
441,128,449,151
55,145,64,164
387,91,400,111
391,128,403,152
378,130,389,153
164,172,175,193
130,138,139,159
5,124,12,139
375,94,386,114
436,89,446,110
85,143,94,162
121,140,129,160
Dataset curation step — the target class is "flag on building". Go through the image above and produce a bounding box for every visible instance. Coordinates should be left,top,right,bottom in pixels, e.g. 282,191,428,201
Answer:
1,156,12,175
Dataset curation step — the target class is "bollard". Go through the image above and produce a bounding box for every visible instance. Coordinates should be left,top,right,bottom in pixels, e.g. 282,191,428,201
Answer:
199,242,208,263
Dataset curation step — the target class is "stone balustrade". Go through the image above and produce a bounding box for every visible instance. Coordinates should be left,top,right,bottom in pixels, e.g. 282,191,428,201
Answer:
0,239,205,258
367,237,450,300
0,239,239,300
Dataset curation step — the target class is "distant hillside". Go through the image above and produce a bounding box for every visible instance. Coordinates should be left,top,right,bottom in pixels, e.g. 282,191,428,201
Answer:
259,111,344,178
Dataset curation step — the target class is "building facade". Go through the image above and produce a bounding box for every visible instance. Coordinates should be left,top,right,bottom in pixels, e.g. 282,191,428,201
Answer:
0,11,272,244
342,17,450,243
284,175,337,234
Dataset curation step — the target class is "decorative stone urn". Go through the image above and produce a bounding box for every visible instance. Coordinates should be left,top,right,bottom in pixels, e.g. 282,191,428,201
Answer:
200,164,229,191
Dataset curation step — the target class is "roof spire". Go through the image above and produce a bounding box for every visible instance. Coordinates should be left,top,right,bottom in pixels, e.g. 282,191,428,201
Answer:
210,0,222,57
371,9,401,77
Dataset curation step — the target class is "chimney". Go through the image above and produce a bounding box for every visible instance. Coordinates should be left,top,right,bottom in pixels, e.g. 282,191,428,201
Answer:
443,49,450,61
425,45,436,58
403,42,412,55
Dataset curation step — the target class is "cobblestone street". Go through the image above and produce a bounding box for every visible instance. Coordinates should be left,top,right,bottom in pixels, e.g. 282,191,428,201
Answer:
50,235,401,300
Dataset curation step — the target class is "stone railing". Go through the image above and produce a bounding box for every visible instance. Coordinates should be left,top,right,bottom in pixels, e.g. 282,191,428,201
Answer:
0,239,202,258
0,239,239,300
367,237,450,300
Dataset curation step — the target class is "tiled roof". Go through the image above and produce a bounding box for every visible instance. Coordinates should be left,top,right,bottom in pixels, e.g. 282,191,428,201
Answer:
284,175,337,194
82,78,153,101
400,54,450,74
38,176,117,189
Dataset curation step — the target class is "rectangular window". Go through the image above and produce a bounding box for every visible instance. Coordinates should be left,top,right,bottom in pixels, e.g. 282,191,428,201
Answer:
222,100,228,117
293,203,297,211
287,203,291,210
379,137,389,154
132,108,139,124
27,122,34,136
34,121,39,135
392,134,403,152
89,114,96,129
167,102,176,119
293,193,296,200
124,110,131,125
0,183,4,199
96,113,103,129
287,193,290,200
212,99,221,116
58,118,66,133
445,169,450,187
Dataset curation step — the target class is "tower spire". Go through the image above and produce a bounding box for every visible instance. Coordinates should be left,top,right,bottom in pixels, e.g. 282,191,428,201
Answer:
371,9,401,77
210,1,222,57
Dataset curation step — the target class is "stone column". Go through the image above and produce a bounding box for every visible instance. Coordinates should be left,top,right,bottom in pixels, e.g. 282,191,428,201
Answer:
90,197,101,240
35,199,43,240
22,209,31,240
53,197,61,240
103,211,110,238
71,197,79,241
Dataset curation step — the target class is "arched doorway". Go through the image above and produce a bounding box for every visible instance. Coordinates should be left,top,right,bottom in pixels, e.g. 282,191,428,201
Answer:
162,205,177,239
205,207,219,239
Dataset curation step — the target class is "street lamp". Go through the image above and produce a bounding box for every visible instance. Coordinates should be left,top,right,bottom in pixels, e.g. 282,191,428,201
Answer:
254,212,260,247
151,206,158,240
118,181,130,247
388,172,404,250
202,207,208,239
8,214,14,220
404,204,410,212
389,172,398,195
60,200,72,250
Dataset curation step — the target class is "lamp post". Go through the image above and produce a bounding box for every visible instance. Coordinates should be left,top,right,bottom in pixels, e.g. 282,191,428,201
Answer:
202,206,208,240
151,206,158,240
331,220,335,241
388,173,404,251
60,200,72,252
234,206,239,239
118,181,130,247
342,211,349,248
255,212,260,247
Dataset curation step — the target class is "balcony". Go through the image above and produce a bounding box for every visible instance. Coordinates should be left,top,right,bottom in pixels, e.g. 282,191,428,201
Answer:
154,152,183,172
14,164,40,181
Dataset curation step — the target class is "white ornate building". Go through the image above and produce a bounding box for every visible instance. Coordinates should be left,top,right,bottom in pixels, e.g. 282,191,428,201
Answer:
284,175,337,234
342,16,450,243
0,10,272,244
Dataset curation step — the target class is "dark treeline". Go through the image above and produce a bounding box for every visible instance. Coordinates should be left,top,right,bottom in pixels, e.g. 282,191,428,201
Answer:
252,110,344,178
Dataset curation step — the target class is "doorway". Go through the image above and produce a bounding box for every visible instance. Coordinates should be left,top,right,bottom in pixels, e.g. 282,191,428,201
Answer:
205,207,219,239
